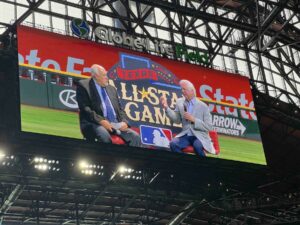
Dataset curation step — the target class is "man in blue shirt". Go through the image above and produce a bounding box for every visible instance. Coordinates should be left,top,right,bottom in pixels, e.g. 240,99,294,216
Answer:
76,64,141,147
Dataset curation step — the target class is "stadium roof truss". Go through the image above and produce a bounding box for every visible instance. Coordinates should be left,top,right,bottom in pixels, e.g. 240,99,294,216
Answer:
0,154,299,225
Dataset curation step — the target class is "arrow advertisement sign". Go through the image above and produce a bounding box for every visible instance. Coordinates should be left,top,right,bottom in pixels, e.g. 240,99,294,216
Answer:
212,114,247,136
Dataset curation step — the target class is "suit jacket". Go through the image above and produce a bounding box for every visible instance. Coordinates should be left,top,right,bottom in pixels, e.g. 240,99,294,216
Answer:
76,78,128,129
166,97,216,154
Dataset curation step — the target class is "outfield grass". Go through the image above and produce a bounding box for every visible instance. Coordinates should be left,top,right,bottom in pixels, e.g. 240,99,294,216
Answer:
21,104,266,165
21,105,82,139
209,135,266,164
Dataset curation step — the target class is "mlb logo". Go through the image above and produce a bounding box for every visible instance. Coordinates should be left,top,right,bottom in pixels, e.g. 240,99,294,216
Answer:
140,125,172,148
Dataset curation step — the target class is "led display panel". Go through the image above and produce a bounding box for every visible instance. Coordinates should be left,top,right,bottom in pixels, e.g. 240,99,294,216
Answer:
17,25,266,164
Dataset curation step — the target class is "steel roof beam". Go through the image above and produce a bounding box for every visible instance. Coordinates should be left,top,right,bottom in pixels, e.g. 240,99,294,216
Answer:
0,185,25,224
137,0,258,33
262,11,297,51
246,0,290,49
0,0,46,43
167,202,196,225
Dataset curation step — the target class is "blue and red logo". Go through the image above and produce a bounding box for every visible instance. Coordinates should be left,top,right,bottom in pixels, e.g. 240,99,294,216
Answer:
108,53,180,84
140,125,172,148
70,19,90,38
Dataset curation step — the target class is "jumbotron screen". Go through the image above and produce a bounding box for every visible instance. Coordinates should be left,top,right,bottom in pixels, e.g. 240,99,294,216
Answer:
17,25,266,165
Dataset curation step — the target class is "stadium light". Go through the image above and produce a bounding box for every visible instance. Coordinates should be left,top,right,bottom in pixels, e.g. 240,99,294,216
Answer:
118,165,127,173
0,147,15,168
0,152,15,168
78,160,88,169
0,151,5,161
116,165,142,181
32,156,60,172
77,159,104,176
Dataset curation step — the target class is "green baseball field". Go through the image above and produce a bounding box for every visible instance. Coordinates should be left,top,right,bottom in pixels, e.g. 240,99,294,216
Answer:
21,105,267,165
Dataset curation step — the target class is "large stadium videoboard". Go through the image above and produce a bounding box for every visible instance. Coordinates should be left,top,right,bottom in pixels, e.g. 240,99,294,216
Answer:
17,25,266,165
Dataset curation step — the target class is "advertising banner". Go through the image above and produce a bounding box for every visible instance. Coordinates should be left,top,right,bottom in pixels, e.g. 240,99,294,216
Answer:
17,25,266,164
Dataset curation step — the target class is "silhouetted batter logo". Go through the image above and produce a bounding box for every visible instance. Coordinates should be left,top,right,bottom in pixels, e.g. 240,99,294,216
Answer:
140,125,172,148
70,19,90,38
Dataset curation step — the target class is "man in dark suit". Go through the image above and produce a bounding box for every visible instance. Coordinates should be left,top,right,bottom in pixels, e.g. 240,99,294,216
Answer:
76,64,141,147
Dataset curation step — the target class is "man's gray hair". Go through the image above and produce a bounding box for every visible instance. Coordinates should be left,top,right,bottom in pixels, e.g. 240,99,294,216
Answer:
179,79,196,95
90,64,105,77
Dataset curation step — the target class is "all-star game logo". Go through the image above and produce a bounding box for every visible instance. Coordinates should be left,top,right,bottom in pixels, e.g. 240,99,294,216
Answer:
107,53,183,143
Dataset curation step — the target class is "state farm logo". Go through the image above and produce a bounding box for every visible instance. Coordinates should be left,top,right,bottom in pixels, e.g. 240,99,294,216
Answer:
59,90,78,109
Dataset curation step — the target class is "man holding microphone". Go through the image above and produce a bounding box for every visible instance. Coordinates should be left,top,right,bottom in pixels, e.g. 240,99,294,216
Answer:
160,79,216,156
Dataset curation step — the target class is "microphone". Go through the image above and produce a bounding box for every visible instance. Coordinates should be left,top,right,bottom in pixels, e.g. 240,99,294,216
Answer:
183,103,188,122
184,102,194,124
111,128,121,135
183,104,187,112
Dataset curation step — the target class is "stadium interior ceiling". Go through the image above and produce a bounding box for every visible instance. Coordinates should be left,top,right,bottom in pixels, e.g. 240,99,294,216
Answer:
0,0,300,224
